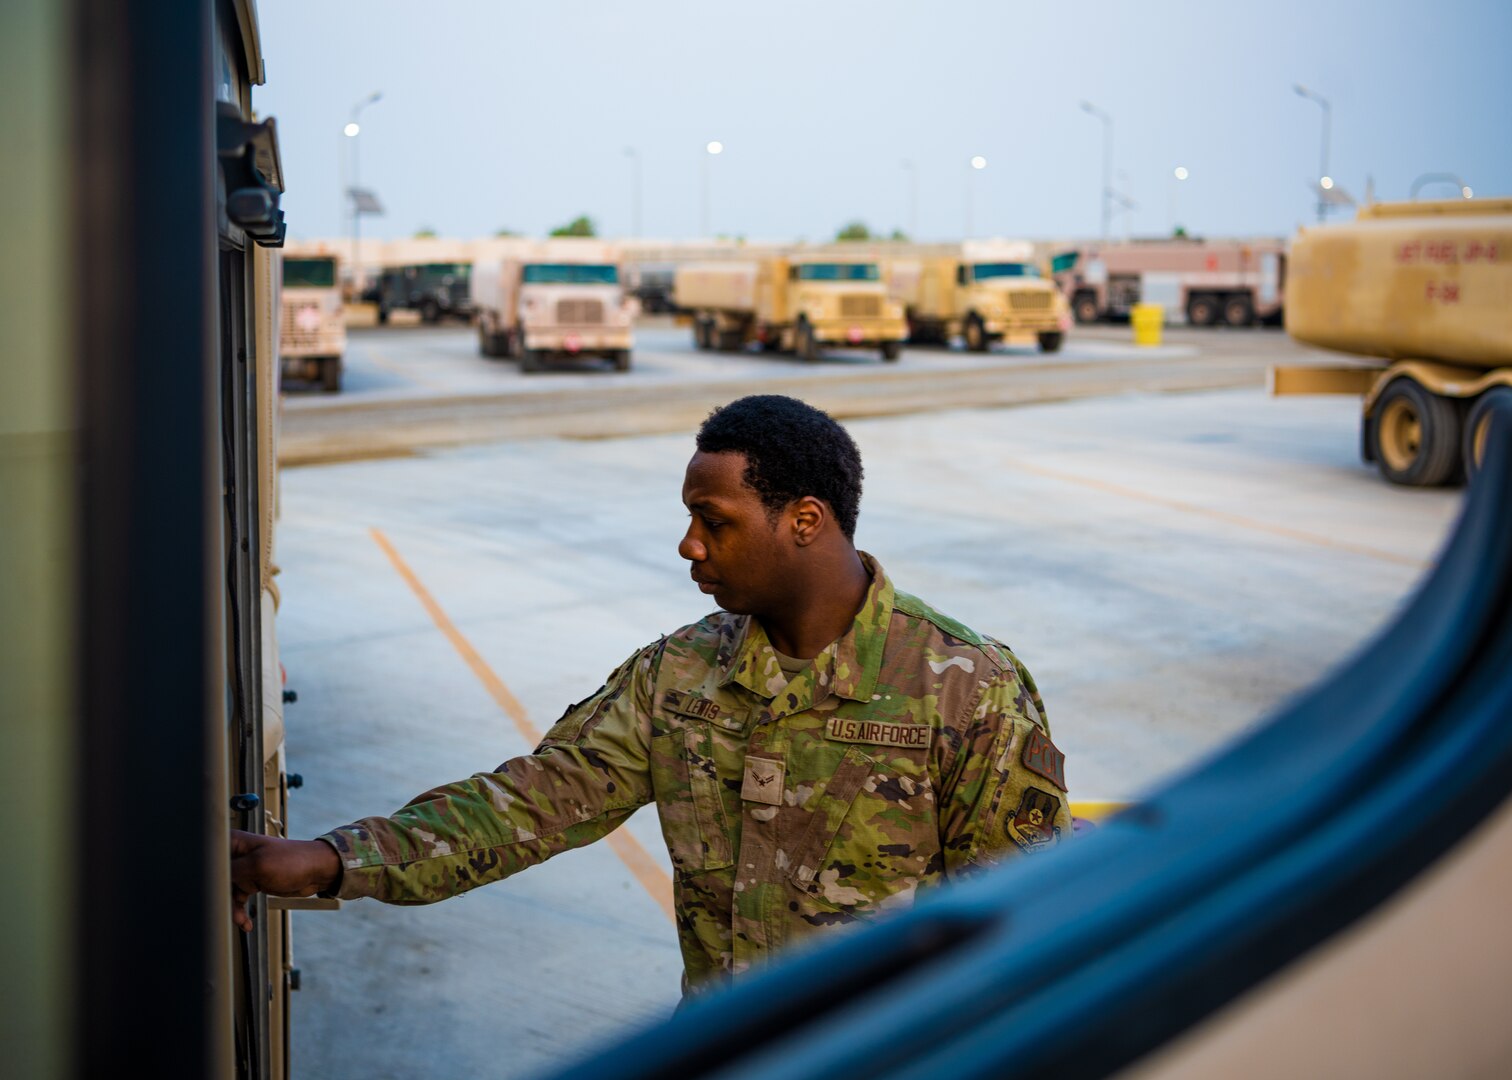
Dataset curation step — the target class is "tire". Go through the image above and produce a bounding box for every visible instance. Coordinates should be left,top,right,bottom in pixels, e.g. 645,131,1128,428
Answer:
694,318,714,351
612,350,632,373
420,299,440,324
1037,332,1064,353
963,314,989,353
796,319,820,362
1186,294,1218,327
320,357,341,393
1222,294,1254,327
377,306,389,325
716,329,743,353
1463,386,1512,483
1072,292,1099,325
880,340,901,362
521,349,545,373
1370,378,1462,486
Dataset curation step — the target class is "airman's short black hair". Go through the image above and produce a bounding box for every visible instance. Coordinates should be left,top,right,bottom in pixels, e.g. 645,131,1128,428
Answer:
696,395,864,540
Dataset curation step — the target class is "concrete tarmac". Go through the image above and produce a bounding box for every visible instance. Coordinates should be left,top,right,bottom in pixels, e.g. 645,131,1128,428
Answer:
278,388,1460,1078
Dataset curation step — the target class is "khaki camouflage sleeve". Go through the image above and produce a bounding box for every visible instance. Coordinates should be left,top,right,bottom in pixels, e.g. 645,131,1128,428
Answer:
320,643,662,904
938,662,1072,874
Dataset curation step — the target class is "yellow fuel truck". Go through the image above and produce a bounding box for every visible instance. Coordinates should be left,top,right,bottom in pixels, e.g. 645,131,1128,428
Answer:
888,240,1071,352
1276,197,1512,485
675,254,908,362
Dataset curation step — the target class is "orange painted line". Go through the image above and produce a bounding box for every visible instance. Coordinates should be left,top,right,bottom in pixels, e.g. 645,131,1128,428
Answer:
369,526,676,923
1001,458,1429,570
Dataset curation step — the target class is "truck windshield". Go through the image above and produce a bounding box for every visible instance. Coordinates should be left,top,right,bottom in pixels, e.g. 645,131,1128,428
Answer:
283,258,337,288
522,264,619,285
973,262,1041,280
796,263,879,281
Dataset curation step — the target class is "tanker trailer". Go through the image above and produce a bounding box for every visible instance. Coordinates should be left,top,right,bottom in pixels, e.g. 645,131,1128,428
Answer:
1273,197,1512,486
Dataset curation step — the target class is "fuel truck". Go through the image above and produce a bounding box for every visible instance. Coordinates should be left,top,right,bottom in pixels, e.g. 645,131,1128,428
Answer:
887,241,1070,352
1275,197,1512,486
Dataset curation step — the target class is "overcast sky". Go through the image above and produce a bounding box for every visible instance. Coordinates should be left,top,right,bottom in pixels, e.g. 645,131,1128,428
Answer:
255,0,1512,244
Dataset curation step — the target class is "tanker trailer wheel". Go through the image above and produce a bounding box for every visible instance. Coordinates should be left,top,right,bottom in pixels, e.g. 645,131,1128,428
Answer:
1037,332,1064,353
320,357,342,393
963,314,989,353
611,349,632,372
795,318,821,363
693,317,714,350
1186,294,1218,327
880,340,901,362
1463,387,1512,484
1072,292,1099,324
1371,378,1462,487
1221,294,1254,327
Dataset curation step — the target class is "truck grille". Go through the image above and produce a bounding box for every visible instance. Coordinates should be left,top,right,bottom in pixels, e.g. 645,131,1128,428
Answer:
839,295,882,318
556,298,605,325
281,301,327,351
1008,292,1053,312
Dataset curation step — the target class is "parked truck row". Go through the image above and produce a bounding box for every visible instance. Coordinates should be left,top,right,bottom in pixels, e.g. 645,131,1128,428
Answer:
1051,238,1287,327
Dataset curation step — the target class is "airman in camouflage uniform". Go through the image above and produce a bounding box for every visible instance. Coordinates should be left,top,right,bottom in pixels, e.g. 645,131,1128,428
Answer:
231,394,1070,993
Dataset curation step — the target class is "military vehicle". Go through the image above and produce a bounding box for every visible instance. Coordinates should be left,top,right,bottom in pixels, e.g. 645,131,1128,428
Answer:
2,1,314,1075
365,262,473,324
887,241,1071,353
279,244,347,391
1275,197,1512,486
473,239,636,372
675,254,908,362
1054,237,1287,326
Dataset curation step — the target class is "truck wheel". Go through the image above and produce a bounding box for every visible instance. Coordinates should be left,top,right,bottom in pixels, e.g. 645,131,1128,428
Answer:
694,318,713,351
880,341,901,362
420,299,440,324
612,350,632,372
1037,332,1064,353
1072,293,1099,325
1463,387,1512,483
521,349,545,374
796,319,820,362
377,306,389,325
963,314,989,353
320,357,342,393
1222,295,1254,327
716,330,743,352
1186,295,1218,327
1372,378,1462,486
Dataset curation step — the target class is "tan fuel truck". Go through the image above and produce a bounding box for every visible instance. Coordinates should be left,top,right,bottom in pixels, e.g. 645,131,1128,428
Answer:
279,243,347,392
473,238,635,372
887,240,1071,353
675,254,908,362
1275,197,1512,486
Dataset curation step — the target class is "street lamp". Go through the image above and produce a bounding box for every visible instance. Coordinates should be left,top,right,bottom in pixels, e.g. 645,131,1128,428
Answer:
965,155,987,238
701,140,723,237
901,159,918,239
624,147,642,237
346,91,382,287
1410,172,1473,200
1079,100,1113,240
1170,166,1189,235
1293,84,1331,224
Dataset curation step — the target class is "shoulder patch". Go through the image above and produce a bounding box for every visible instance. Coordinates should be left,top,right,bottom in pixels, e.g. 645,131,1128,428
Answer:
1021,726,1067,792
1006,787,1062,852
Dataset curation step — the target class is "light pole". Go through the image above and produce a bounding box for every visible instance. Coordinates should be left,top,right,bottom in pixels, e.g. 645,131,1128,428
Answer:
901,159,918,239
1410,172,1473,200
1079,100,1112,240
1293,84,1331,223
624,147,642,237
701,140,723,237
965,155,986,238
1169,165,1189,235
346,91,382,288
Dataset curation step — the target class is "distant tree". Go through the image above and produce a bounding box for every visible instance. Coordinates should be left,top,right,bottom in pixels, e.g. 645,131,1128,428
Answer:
413,227,438,239
835,221,872,242
1172,225,1189,239
494,227,520,237
889,228,909,242
549,215,597,237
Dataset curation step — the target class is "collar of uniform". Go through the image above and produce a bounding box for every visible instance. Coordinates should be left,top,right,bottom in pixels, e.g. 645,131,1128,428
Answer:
721,552,893,708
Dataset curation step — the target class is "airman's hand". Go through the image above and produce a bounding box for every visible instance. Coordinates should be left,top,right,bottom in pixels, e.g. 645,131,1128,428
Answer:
230,829,342,932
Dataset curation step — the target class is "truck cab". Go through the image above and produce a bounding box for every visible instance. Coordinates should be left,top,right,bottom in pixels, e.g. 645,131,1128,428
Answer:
782,259,908,361
279,251,347,391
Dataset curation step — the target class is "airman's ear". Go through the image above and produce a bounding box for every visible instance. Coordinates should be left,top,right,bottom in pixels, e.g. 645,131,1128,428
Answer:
790,496,827,547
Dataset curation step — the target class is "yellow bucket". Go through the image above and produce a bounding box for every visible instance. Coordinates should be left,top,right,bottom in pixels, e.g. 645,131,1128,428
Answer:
1131,303,1164,346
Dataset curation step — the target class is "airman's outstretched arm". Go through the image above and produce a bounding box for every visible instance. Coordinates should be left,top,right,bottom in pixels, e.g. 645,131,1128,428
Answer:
230,830,342,931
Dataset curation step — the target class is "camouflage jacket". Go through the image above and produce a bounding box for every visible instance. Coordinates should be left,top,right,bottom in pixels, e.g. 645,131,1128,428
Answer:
322,554,1071,991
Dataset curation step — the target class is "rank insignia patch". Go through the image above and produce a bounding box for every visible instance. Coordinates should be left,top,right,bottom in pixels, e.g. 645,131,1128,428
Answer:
1021,726,1067,792
1006,787,1061,852
741,757,785,805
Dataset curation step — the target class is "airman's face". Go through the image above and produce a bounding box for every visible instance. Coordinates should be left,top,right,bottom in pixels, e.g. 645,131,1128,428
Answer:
678,450,792,616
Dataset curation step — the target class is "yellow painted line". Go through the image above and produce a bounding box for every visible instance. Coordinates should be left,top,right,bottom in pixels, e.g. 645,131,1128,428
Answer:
1070,801,1127,823
369,526,677,923
1002,458,1429,570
